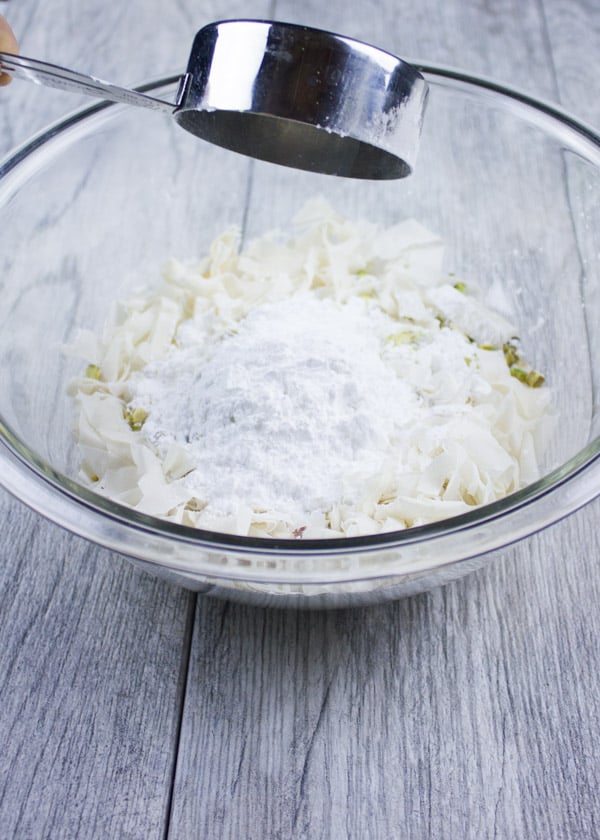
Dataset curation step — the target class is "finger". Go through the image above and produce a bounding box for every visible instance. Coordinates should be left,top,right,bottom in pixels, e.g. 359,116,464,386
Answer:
0,16,19,86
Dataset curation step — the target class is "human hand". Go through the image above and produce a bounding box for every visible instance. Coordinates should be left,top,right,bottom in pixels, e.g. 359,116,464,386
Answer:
0,15,18,86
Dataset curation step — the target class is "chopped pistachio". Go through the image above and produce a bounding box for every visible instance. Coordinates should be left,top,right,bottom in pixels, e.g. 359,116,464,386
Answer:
85,364,102,380
124,406,148,431
510,366,545,388
478,343,498,351
502,336,545,387
510,366,529,384
525,369,545,388
386,330,418,346
435,314,448,328
453,281,467,293
359,290,374,299
356,268,369,276
503,340,521,367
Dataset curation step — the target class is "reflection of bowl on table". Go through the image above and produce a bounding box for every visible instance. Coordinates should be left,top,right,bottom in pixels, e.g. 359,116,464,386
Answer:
1,69,599,608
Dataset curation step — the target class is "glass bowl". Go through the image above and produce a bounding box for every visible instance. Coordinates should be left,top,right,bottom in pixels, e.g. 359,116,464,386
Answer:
1,68,599,608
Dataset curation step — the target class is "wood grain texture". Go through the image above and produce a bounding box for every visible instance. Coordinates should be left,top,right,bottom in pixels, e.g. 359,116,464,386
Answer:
1,1,600,839
0,491,195,839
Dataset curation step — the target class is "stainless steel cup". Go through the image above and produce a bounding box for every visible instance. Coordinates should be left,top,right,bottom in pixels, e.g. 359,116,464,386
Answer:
0,19,428,179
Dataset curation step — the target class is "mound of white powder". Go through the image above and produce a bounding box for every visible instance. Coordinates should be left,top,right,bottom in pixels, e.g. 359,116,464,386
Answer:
132,295,417,517
68,199,553,538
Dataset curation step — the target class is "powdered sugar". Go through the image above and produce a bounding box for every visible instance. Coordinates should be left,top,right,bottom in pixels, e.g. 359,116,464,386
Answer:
131,294,418,518
67,198,554,538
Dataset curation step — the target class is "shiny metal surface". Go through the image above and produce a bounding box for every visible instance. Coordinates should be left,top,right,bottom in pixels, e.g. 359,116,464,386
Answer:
0,53,176,112
0,20,427,179
175,20,428,178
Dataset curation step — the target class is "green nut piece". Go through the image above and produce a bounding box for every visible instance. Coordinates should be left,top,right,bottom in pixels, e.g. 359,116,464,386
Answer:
124,406,149,431
85,364,102,380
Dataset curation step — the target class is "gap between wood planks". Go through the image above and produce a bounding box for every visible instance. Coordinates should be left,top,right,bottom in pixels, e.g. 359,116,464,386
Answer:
163,592,198,840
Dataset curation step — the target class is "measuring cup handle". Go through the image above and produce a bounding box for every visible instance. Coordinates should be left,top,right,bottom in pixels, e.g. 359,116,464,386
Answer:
0,52,177,113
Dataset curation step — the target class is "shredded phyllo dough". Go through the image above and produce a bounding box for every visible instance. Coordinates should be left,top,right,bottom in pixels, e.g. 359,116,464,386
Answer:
67,198,554,538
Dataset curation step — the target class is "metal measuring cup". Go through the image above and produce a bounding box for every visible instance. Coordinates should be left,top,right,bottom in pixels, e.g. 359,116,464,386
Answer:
0,19,428,179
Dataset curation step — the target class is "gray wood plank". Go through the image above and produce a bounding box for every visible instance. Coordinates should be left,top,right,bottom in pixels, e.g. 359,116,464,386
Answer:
168,1,600,839
0,492,195,840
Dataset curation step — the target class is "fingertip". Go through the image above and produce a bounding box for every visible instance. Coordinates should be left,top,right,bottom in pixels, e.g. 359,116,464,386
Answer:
0,16,18,56
0,16,18,85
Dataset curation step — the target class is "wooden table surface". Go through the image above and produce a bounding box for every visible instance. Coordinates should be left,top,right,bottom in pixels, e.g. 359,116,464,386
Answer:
1,1,599,837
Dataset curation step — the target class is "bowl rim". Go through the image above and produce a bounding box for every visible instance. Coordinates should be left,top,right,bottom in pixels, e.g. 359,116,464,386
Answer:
1,65,599,580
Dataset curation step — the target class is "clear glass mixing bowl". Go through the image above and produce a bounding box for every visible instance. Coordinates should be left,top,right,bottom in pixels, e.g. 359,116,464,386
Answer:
1,68,599,608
